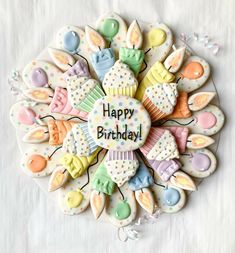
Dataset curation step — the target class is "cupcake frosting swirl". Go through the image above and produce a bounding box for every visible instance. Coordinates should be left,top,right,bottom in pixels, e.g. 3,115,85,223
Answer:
102,60,138,88
66,76,99,106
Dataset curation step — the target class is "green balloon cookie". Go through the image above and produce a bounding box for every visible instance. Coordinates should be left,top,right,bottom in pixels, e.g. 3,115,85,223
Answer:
98,18,119,41
114,200,131,220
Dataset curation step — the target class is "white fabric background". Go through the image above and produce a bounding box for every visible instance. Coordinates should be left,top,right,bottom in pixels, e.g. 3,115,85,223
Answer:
0,0,234,252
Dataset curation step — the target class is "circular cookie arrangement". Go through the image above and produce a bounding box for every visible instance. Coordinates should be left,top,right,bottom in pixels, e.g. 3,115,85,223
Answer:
10,12,225,229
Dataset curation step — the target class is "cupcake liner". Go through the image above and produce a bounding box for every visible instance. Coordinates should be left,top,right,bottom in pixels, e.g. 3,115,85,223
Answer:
104,84,138,97
79,123,98,155
166,91,192,119
142,95,167,122
140,127,179,161
148,159,181,182
77,84,105,112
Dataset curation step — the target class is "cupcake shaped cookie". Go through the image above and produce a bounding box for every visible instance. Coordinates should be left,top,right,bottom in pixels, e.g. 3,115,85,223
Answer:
62,123,98,156
105,150,139,187
66,76,105,113
140,127,179,161
102,60,138,97
142,83,178,122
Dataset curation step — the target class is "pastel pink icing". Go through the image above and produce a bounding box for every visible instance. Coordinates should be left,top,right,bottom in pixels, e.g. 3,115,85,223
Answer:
18,106,36,125
196,112,217,129
106,150,137,161
49,87,88,119
162,126,189,153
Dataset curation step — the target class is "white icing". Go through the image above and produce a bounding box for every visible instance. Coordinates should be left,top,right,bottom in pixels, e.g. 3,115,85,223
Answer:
145,83,178,114
66,76,99,105
147,130,179,160
105,159,139,187
103,60,138,88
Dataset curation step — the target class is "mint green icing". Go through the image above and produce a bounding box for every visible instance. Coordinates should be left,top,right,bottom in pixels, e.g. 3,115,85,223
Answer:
119,47,144,76
114,200,131,220
98,19,119,41
92,162,115,195
76,85,105,112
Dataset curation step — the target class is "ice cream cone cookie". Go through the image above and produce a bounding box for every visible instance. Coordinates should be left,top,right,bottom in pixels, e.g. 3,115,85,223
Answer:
96,12,127,55
22,60,66,89
105,150,139,187
142,83,178,122
135,61,175,101
85,26,115,81
62,123,98,156
167,91,216,119
176,56,210,92
119,20,145,76
105,183,137,227
138,22,173,81
66,76,105,113
140,127,179,161
102,60,138,97
160,104,225,136
179,148,217,178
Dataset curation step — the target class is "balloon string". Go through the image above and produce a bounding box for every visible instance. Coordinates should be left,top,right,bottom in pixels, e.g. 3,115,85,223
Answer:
139,59,148,74
48,146,62,159
75,53,90,73
67,116,87,122
158,118,195,126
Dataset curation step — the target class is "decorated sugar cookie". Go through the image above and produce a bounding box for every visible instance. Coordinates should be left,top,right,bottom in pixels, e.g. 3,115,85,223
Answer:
138,22,173,81
179,148,217,178
160,104,225,136
119,20,145,76
85,26,115,81
96,12,127,54
9,12,225,236
102,60,139,97
176,56,210,92
22,60,66,89
66,76,105,113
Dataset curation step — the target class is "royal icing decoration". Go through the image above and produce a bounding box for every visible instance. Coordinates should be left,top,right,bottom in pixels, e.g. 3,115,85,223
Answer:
88,95,151,151
103,60,139,97
143,83,178,121
9,12,225,235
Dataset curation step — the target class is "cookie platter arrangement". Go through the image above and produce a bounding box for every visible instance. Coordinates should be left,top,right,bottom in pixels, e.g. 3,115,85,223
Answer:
9,12,225,238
